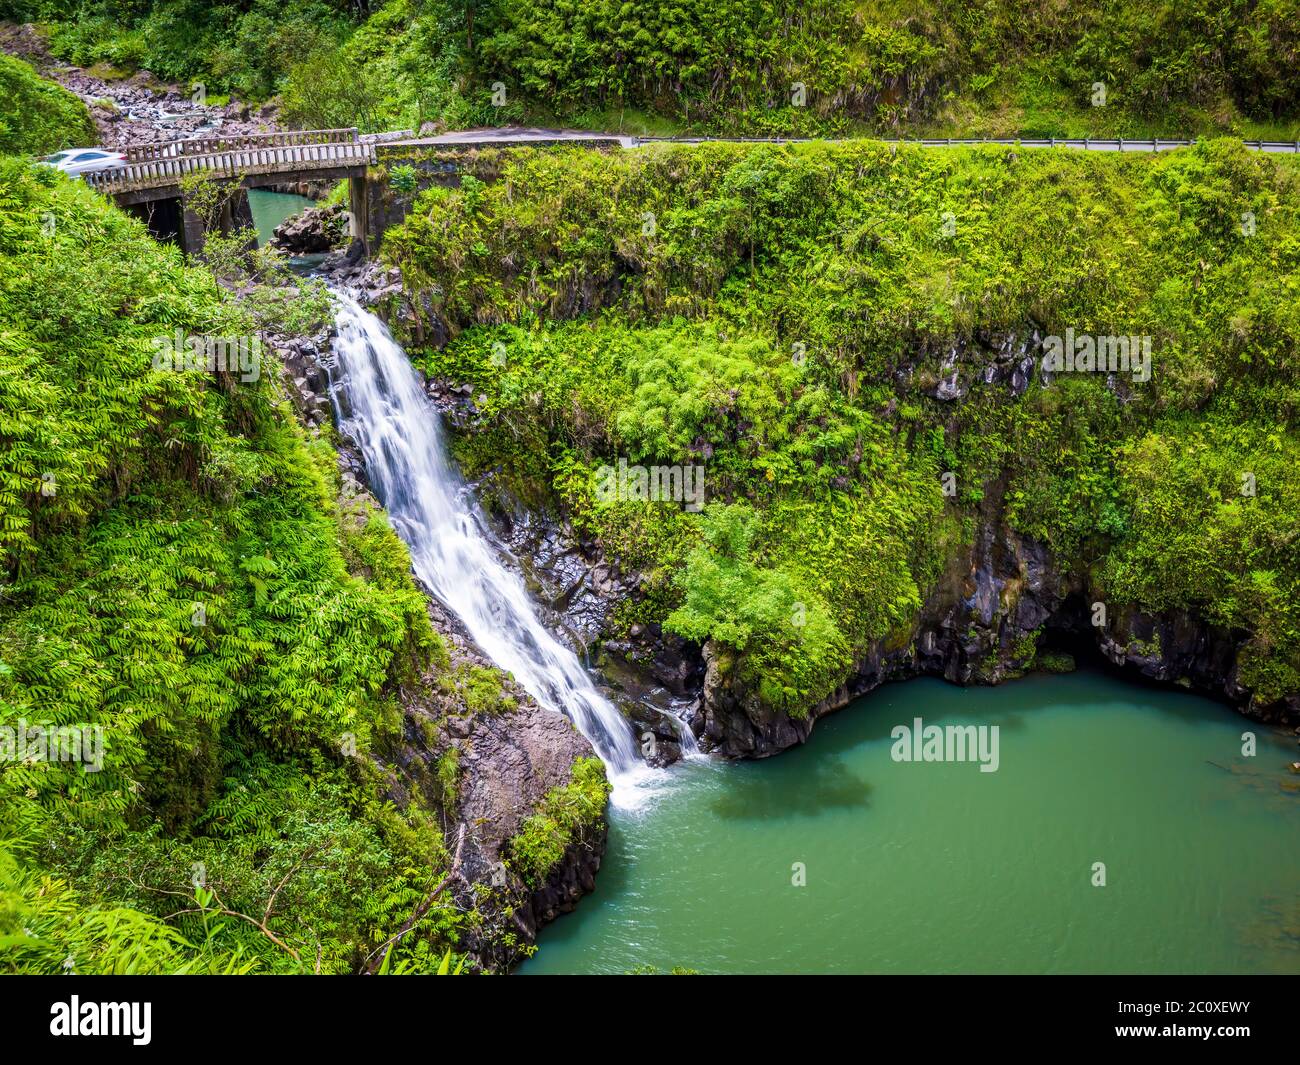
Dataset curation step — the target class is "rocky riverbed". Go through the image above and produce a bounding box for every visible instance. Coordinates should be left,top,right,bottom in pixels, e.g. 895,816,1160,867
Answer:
1,21,282,150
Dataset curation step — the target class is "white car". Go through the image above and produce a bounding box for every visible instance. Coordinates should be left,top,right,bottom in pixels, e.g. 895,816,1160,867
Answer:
39,149,128,175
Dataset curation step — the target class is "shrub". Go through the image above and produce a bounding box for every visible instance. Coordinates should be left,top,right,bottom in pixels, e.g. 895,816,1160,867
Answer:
0,55,97,156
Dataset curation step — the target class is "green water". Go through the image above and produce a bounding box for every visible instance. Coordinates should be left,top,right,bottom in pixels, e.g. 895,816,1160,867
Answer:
520,671,1300,974
247,188,315,247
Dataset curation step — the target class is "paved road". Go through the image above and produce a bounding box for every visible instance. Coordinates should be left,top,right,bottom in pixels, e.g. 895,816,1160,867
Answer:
384,127,639,150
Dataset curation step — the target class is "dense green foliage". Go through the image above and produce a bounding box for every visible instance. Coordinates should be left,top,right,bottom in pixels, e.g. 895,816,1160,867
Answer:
5,0,355,102
2,2,1298,973
0,843,254,973
666,504,851,712
280,0,495,132
388,138,1300,711
7,0,1300,137
0,157,468,972
0,52,95,154
479,0,1300,136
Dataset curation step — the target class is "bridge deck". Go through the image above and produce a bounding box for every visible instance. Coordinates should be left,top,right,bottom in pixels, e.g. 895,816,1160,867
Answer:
86,140,376,197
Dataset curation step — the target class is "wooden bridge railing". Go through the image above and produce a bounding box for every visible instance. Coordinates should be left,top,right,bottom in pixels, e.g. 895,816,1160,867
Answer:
86,140,375,195
124,128,361,163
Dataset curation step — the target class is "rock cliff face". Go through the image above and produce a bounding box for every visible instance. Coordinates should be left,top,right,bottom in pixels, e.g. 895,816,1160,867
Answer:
383,597,608,973
695,479,1299,758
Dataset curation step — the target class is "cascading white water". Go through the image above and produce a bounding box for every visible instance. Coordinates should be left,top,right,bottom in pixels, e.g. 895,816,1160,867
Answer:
327,292,657,804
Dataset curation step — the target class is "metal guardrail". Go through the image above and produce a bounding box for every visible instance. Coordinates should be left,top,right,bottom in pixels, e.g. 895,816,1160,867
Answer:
123,128,361,163
86,139,375,195
637,134,1300,152
635,135,1300,153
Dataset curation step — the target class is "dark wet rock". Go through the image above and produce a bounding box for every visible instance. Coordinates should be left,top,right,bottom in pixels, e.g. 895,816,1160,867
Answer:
316,259,447,349
272,203,348,254
933,346,967,401
261,178,335,199
700,480,1300,757
472,487,707,740
1097,607,1244,701
701,641,813,757
602,628,704,700
615,696,690,767
268,324,336,429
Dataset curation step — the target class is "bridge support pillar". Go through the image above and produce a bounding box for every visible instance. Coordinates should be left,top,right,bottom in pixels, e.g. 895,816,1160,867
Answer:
348,173,371,257
178,185,255,259
180,203,207,257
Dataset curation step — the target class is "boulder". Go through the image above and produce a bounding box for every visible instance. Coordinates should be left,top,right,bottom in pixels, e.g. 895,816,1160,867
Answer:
271,203,349,255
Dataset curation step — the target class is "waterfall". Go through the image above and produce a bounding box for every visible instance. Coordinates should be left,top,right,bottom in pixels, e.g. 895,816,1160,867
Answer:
326,292,657,804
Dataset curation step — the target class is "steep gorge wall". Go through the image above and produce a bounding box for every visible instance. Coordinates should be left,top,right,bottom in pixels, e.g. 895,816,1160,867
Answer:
369,306,1300,760
343,140,1300,765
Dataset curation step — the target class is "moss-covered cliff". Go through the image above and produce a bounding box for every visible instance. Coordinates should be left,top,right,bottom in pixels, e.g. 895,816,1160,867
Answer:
378,138,1300,749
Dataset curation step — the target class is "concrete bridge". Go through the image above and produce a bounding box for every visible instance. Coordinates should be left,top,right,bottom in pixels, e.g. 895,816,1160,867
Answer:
85,128,376,254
